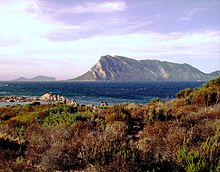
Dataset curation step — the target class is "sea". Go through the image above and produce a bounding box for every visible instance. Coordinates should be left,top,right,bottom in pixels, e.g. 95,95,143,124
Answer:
0,81,205,106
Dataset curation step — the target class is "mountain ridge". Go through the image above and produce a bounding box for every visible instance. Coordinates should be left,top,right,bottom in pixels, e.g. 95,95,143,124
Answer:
13,75,56,82
73,55,220,81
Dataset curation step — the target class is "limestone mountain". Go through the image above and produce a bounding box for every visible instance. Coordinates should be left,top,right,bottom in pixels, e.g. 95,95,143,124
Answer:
13,75,56,82
73,55,220,81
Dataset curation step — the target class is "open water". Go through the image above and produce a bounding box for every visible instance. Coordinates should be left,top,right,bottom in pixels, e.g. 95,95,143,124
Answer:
0,81,204,105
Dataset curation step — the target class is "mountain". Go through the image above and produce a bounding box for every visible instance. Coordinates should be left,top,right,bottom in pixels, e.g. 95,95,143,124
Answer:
73,55,220,81
13,75,56,82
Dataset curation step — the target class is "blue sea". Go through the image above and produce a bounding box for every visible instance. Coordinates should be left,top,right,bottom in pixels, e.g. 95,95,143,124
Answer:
0,81,204,105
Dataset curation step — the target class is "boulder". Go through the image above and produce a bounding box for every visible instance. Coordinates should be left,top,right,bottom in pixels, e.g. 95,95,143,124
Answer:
86,104,97,109
100,101,108,106
66,99,78,106
39,93,78,106
39,93,54,101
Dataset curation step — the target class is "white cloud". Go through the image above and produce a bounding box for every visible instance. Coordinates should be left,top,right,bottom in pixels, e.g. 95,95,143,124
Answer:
0,0,49,39
1,30,219,80
60,1,126,14
0,0,82,41
179,8,206,21
0,1,219,80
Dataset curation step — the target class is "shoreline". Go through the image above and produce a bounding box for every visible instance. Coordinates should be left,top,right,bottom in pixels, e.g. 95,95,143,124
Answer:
0,101,49,107
0,93,78,106
0,93,110,108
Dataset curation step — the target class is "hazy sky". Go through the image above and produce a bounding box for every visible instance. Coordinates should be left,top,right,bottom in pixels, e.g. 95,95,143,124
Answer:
0,0,220,80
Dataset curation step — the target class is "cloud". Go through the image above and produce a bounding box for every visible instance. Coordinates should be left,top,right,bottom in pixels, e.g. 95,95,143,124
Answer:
0,0,219,80
59,1,126,14
1,30,219,71
0,0,51,39
179,8,206,21
1,29,220,79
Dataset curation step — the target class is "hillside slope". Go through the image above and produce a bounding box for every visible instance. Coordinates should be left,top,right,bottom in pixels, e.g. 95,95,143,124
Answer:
73,55,219,81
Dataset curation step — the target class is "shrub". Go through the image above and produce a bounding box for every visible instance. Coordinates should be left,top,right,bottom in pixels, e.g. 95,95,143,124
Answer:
176,88,192,99
42,111,88,126
29,101,41,106
0,78,220,171
178,129,220,172
203,76,220,88
147,98,161,104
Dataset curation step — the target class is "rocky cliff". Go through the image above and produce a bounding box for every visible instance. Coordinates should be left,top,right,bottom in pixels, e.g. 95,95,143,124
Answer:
73,55,220,81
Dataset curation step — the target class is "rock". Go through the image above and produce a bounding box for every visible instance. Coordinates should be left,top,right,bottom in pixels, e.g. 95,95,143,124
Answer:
0,93,78,106
39,92,78,105
59,96,66,103
66,99,79,106
86,104,97,109
100,101,108,106
32,97,38,101
40,93,61,102
39,93,53,101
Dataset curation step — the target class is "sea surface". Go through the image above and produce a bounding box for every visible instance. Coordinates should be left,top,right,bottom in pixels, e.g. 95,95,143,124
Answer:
0,81,204,105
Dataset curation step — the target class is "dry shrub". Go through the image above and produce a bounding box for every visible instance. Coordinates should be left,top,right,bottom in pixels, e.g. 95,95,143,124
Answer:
138,121,170,154
47,122,94,171
25,124,51,169
130,108,145,120
105,112,127,122
166,125,187,157
125,103,144,119
80,121,128,170
25,121,94,171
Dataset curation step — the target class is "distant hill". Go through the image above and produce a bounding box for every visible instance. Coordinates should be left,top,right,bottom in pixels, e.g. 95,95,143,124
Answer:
73,55,220,81
13,75,56,82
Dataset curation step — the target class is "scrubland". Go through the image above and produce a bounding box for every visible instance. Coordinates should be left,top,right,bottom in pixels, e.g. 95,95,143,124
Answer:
0,77,220,171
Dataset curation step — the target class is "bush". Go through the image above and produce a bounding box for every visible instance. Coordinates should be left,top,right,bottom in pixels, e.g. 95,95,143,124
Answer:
0,78,220,171
147,98,161,104
178,129,220,172
203,76,220,88
176,88,192,99
29,101,41,106
43,112,88,125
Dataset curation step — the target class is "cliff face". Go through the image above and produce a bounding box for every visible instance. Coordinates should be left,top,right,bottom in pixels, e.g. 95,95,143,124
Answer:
73,55,220,81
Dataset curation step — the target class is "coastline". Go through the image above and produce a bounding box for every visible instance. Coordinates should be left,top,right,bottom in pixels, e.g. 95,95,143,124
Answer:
0,93,78,107
0,81,205,105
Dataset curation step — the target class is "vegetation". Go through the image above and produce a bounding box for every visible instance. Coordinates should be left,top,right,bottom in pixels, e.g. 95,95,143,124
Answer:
0,77,220,171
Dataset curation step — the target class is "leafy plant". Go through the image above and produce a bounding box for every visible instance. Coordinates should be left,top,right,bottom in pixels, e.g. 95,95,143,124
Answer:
178,129,220,172
43,112,88,125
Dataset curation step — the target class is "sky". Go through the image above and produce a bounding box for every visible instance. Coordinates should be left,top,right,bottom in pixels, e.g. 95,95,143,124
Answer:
0,0,220,80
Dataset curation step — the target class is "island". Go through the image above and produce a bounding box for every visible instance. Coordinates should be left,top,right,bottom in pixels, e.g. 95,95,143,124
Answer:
13,75,56,82
72,55,220,81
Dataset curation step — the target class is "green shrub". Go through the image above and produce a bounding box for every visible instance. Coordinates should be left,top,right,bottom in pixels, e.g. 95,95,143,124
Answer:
29,101,41,106
16,125,26,140
176,88,192,99
147,98,161,104
178,129,220,172
43,112,88,125
203,76,220,88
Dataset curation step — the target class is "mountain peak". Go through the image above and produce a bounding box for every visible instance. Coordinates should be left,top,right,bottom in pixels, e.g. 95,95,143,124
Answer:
100,55,113,59
73,55,219,81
